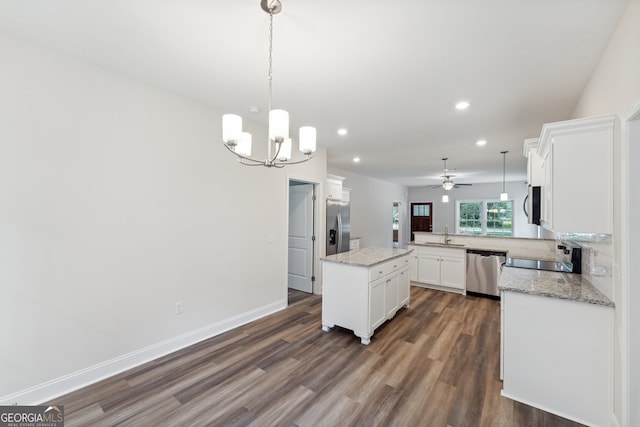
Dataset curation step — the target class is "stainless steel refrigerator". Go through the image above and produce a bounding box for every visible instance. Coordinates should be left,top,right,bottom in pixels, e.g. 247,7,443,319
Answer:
326,198,351,255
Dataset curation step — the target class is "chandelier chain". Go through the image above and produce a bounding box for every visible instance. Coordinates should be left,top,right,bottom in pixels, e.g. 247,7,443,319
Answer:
268,11,274,113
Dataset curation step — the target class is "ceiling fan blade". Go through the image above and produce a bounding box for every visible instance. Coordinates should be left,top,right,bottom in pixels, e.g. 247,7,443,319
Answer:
453,183,473,187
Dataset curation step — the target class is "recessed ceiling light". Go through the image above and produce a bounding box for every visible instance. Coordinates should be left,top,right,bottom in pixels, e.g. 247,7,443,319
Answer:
353,157,360,163
455,101,470,110
476,139,487,146
337,128,348,136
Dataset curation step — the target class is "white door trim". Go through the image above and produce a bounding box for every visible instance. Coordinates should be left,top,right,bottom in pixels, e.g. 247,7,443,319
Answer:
619,99,640,427
286,175,321,296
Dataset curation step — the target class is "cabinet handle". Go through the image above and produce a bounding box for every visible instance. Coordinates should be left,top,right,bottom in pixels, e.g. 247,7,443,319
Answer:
379,271,383,274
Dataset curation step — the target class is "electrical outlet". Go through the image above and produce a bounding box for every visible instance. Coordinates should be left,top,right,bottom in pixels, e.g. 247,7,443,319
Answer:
175,301,184,315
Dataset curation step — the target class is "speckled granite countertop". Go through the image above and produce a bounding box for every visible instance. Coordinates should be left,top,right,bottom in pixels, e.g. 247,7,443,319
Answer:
499,267,614,307
409,242,509,254
321,247,413,267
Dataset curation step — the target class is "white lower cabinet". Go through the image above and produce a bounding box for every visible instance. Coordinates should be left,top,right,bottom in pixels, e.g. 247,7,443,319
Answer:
501,291,613,427
409,245,466,293
322,254,411,345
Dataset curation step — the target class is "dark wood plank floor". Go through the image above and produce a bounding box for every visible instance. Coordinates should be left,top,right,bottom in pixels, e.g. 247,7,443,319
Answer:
51,287,584,426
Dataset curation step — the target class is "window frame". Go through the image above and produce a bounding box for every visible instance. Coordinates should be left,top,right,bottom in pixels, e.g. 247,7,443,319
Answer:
455,198,514,236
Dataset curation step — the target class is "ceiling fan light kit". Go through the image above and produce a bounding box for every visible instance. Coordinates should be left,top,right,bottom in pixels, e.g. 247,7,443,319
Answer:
432,158,472,191
222,0,316,168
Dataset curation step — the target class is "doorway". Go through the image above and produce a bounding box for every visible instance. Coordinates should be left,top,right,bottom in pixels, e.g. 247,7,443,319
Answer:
287,180,316,294
411,202,433,241
393,202,401,248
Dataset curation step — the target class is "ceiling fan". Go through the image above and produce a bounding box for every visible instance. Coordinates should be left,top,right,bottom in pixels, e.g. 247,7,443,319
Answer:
429,158,473,190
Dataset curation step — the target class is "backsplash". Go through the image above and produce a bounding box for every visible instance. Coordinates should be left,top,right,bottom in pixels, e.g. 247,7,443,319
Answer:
412,232,561,260
555,233,613,300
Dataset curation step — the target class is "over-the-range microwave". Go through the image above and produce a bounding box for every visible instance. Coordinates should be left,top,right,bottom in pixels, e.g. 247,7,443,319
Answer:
525,185,541,225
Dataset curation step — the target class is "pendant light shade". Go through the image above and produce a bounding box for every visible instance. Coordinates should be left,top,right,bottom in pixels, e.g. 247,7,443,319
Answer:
442,193,449,203
500,151,508,201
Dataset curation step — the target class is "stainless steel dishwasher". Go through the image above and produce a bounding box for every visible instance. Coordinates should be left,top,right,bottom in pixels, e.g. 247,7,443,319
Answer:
466,249,507,297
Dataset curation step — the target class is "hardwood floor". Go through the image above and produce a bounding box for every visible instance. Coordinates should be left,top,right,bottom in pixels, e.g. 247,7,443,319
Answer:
52,287,584,426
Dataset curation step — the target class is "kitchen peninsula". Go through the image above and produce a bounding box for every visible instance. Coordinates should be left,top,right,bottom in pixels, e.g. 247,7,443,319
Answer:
321,247,412,344
499,267,614,426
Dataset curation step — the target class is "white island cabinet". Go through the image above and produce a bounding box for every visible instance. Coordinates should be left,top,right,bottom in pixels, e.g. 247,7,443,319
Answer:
321,248,411,345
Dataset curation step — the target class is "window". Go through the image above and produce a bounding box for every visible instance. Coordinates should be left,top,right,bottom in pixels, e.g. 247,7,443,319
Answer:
457,200,513,236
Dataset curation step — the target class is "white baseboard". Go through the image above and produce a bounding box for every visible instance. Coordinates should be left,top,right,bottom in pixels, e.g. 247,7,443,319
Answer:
0,299,287,406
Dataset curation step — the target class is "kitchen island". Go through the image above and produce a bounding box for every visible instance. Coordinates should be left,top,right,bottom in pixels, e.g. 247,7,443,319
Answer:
321,247,412,344
499,267,614,427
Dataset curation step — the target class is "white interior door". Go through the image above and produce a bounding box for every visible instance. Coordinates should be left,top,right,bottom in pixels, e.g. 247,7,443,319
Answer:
288,183,314,293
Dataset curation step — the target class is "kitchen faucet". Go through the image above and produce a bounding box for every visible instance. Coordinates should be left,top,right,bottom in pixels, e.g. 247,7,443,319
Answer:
444,225,452,244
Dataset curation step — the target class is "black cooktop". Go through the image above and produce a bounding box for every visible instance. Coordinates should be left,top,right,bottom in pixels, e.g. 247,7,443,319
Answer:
505,257,574,273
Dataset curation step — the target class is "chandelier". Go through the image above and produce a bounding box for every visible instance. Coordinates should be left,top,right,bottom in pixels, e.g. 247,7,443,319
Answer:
222,0,316,168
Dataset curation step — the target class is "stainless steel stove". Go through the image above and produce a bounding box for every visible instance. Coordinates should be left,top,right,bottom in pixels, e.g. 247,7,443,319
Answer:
504,257,575,273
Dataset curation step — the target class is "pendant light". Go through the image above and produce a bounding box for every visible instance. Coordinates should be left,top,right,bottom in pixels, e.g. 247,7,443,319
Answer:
500,151,508,201
221,0,316,168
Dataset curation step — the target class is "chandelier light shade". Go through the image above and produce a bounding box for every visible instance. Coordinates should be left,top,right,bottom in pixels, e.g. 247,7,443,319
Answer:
222,0,316,168
222,114,242,144
500,151,508,201
299,126,317,154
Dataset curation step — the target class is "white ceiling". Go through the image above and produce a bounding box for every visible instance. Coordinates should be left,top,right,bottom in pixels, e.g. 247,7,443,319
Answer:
0,0,629,187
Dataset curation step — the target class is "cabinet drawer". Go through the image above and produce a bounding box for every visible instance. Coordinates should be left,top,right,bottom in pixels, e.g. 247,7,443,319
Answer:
369,260,394,282
368,256,410,282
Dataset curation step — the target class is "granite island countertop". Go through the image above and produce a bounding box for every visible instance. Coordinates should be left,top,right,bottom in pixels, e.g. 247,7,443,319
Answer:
499,266,614,307
321,247,412,267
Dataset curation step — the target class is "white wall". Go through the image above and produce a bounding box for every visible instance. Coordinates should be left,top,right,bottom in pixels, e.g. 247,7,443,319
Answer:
408,181,539,239
0,33,327,403
328,168,408,249
571,0,640,425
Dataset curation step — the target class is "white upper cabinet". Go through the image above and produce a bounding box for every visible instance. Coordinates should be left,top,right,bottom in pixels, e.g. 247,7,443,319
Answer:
326,174,344,200
536,115,615,235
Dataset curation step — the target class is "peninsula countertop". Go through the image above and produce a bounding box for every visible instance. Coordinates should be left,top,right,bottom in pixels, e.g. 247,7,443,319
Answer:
321,247,412,267
499,266,614,307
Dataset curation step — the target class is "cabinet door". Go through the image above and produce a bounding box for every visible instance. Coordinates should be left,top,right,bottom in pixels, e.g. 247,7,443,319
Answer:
398,268,410,307
552,129,612,234
418,254,440,284
369,277,386,331
384,274,399,319
326,179,342,201
440,256,465,290
409,254,418,282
